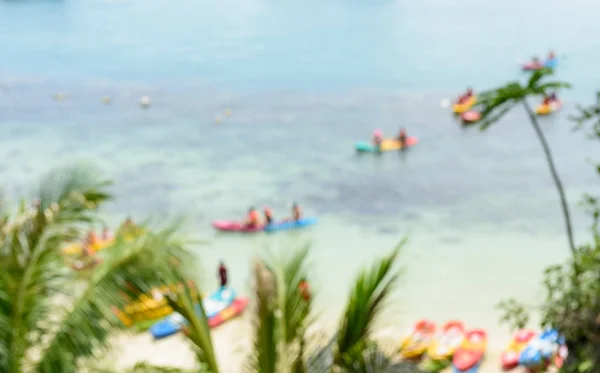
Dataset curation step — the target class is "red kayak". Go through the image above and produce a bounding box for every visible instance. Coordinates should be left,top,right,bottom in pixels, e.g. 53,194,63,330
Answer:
500,329,535,371
212,220,263,232
521,62,543,71
461,111,481,124
208,297,249,328
453,329,487,372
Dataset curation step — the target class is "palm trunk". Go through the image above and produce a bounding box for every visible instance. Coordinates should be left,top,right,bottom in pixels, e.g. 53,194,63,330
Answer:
522,100,576,256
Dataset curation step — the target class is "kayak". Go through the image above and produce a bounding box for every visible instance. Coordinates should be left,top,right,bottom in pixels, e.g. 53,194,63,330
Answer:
114,280,199,328
212,220,264,233
427,320,465,361
500,329,536,371
554,344,568,368
399,319,437,359
522,58,558,71
263,217,318,232
63,237,113,255
208,297,249,328
452,329,487,372
535,100,562,115
150,286,236,339
518,328,562,368
355,137,418,153
461,111,481,124
452,96,477,114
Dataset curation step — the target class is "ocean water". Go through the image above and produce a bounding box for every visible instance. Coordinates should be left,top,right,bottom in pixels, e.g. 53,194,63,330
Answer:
1,0,600,345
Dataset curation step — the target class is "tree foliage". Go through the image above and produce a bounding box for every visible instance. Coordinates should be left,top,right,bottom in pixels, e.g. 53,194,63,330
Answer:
0,164,192,373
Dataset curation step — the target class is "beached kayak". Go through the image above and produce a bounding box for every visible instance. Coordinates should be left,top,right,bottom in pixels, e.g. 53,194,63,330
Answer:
452,329,487,372
427,321,465,361
355,137,418,153
63,237,113,255
518,328,562,368
461,111,481,124
263,217,318,232
500,329,535,371
207,297,249,328
452,96,477,114
399,319,436,359
212,220,264,233
535,100,562,115
150,286,236,339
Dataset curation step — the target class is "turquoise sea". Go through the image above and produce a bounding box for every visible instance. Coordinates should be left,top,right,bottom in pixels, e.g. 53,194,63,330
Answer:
2,0,600,347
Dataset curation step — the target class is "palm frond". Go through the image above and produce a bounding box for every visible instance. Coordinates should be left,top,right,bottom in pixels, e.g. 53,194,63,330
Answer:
342,342,425,373
35,223,190,373
165,271,219,373
0,165,112,373
246,260,278,373
122,362,198,373
333,240,405,370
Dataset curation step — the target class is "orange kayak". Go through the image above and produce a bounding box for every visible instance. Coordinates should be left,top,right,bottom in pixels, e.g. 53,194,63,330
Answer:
452,329,487,371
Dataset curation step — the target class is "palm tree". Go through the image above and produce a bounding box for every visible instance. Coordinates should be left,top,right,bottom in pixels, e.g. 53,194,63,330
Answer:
161,238,424,373
0,164,192,373
475,68,575,255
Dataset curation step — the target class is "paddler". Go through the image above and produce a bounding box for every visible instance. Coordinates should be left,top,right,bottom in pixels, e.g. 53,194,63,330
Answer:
292,202,302,221
458,88,473,104
396,128,408,148
547,51,556,60
531,56,542,68
245,207,260,228
372,129,383,149
263,206,274,225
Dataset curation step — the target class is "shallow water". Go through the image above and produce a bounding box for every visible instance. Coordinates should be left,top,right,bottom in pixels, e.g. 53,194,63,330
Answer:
1,0,600,343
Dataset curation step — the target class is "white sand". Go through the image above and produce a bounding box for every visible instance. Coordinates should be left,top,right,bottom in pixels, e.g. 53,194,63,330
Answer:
110,312,523,373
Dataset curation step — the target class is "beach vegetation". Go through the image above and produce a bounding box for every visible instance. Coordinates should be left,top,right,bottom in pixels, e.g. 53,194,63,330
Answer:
0,164,192,373
475,68,575,255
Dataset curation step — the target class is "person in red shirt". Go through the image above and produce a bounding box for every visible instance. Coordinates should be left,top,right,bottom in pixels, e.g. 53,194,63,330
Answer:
218,261,228,287
245,207,260,228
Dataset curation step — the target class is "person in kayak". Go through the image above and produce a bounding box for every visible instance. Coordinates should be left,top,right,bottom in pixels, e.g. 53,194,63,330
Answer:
263,206,274,225
372,129,383,149
547,51,556,60
543,93,557,105
396,128,408,148
292,203,302,221
457,88,473,104
218,261,228,287
245,207,260,228
531,56,542,68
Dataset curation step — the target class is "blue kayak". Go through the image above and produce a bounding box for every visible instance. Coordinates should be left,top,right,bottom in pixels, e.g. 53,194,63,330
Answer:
544,58,558,69
518,328,562,367
150,286,236,339
263,217,318,232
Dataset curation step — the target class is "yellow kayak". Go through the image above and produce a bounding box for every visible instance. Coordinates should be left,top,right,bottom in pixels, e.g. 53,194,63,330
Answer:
399,319,437,359
452,96,477,114
427,321,465,361
62,238,113,255
536,100,562,115
115,280,199,327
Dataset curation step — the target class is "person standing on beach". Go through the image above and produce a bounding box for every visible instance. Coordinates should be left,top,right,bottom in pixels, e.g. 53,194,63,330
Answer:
218,261,228,287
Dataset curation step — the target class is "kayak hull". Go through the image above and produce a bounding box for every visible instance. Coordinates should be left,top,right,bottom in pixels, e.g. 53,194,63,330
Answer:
453,96,477,113
150,287,236,339
264,218,318,232
500,329,536,371
427,320,465,361
399,319,436,359
535,100,561,115
208,297,249,328
452,329,487,372
355,137,418,153
518,328,561,367
461,111,481,124
212,220,263,233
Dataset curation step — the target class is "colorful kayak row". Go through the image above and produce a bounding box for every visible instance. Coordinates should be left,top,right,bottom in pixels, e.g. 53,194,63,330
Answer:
212,217,318,233
398,320,487,373
501,328,567,371
149,286,247,339
355,136,419,152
